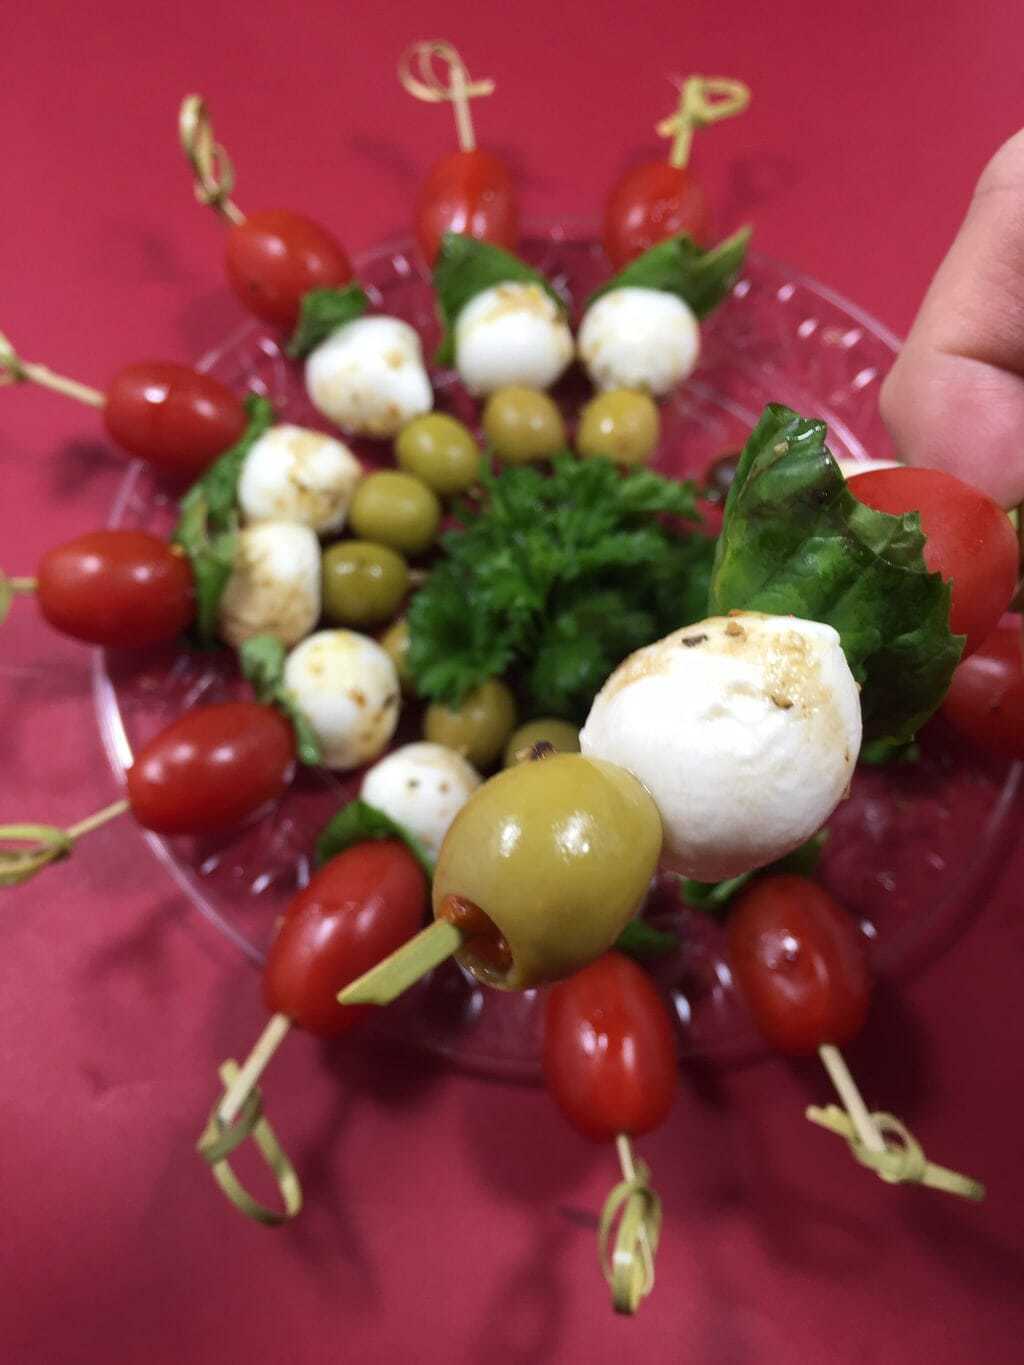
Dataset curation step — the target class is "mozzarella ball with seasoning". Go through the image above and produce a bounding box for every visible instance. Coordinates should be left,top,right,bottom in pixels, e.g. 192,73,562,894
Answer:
580,613,861,881
454,282,574,396
305,316,433,439
237,424,362,534
578,287,700,395
361,742,482,860
218,522,321,649
283,629,400,771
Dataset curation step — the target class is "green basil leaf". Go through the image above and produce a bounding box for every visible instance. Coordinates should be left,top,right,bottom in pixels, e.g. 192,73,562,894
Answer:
432,232,565,367
708,404,964,743
859,736,921,767
238,634,323,767
173,393,275,647
285,284,369,360
588,227,751,317
681,830,829,914
613,918,679,961
314,799,434,880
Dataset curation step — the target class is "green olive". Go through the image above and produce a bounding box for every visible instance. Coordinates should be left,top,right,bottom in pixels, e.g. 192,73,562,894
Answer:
503,718,581,767
433,754,663,989
482,387,567,464
349,471,441,555
395,414,481,496
321,541,409,627
423,679,518,769
381,617,415,694
576,389,661,466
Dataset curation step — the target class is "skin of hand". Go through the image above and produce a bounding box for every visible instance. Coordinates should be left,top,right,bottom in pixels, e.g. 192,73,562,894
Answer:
880,129,1024,509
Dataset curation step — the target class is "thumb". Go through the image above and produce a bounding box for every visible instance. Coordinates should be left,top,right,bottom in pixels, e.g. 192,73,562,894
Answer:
880,129,1024,509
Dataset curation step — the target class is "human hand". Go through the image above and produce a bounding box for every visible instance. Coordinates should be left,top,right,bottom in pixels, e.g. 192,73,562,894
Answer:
881,130,1024,510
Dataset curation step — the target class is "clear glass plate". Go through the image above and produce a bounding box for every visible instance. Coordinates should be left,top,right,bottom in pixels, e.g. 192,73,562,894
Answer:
93,230,1023,1078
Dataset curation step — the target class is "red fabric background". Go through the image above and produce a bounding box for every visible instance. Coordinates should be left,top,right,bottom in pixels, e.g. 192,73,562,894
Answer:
2,2,1022,1361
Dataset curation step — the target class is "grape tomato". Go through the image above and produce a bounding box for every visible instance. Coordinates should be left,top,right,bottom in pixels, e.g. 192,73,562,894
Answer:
941,616,1024,760
848,466,1018,657
126,702,295,836
415,149,518,266
36,531,194,648
225,210,352,329
264,841,427,1037
103,363,247,479
543,952,677,1142
727,876,871,1056
603,162,708,271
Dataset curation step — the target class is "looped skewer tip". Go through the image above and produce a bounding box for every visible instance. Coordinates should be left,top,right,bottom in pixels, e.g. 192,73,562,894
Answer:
656,75,751,169
178,94,245,225
198,1060,302,1225
0,800,128,888
597,1135,662,1315
0,330,27,386
806,1105,986,1202
398,40,495,153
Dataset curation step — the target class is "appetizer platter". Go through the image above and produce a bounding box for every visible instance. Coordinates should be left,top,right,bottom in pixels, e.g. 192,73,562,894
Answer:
2,41,1021,1314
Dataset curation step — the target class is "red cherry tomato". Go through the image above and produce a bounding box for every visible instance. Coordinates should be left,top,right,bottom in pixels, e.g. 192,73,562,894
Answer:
603,162,709,270
848,467,1018,657
103,363,247,480
224,210,352,329
36,531,194,648
727,876,871,1056
263,841,427,1037
415,149,519,266
543,952,677,1142
941,616,1024,760
126,702,295,836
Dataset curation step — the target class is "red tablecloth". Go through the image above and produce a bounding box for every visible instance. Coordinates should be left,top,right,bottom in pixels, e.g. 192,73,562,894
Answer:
2,3,1023,1362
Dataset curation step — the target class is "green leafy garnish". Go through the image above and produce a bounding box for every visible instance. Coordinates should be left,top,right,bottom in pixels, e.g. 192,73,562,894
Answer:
173,393,274,646
314,799,434,881
859,736,921,767
432,232,565,367
614,918,679,962
681,831,829,914
709,404,964,742
407,456,713,722
286,284,369,359
238,635,322,766
588,227,751,317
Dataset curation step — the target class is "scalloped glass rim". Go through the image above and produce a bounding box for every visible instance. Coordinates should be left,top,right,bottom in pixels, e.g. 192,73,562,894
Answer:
91,226,1023,1078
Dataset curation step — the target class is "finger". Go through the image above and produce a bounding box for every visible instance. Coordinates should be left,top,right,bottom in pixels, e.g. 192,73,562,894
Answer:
880,129,1024,508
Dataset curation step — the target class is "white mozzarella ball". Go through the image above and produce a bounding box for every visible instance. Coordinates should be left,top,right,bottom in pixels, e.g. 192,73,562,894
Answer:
837,457,902,480
305,316,433,439
454,282,574,396
218,522,321,649
238,424,362,534
283,629,400,770
361,742,481,860
580,613,861,881
578,287,700,395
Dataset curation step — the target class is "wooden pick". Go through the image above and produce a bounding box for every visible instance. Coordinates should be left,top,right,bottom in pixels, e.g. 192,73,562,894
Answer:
0,330,105,407
811,1044,985,1201
197,1059,302,1225
656,75,751,169
217,1012,292,1128
398,40,495,153
0,573,36,625
178,94,245,225
597,1134,662,1315
0,799,129,887
336,918,462,1006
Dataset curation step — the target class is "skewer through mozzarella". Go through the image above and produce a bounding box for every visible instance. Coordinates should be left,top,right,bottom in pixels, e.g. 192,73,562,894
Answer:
361,742,482,860
305,316,433,439
580,612,862,882
453,282,574,396
237,424,362,534
218,522,321,649
283,629,400,770
577,286,700,395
